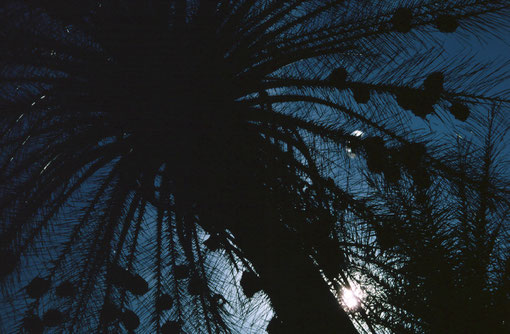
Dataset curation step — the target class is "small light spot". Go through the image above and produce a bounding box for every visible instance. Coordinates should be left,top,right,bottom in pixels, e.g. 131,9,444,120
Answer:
346,150,356,159
351,130,364,137
41,163,52,174
40,156,58,175
346,130,363,158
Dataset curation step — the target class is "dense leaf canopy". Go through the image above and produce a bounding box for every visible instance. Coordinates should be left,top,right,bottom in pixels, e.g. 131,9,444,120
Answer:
1,1,509,333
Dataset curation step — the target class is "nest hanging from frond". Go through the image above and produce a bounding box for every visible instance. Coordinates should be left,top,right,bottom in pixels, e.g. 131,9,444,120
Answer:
435,15,460,33
26,277,51,299
450,102,470,121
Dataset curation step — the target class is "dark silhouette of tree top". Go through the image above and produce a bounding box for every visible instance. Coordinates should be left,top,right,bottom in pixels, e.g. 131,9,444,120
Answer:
1,0,509,333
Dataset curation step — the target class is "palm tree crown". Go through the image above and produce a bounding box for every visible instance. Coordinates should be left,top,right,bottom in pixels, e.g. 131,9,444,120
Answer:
1,1,509,333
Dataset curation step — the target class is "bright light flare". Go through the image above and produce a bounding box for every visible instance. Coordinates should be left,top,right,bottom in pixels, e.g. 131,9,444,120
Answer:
341,288,361,310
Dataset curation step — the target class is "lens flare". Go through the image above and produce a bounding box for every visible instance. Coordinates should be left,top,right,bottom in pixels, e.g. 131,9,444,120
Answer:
342,288,360,309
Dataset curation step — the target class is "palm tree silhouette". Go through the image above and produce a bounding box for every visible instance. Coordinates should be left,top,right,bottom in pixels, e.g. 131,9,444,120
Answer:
353,109,510,333
1,1,509,333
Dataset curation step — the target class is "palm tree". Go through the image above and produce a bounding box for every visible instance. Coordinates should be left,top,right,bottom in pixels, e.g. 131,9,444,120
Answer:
351,107,510,333
0,0,509,333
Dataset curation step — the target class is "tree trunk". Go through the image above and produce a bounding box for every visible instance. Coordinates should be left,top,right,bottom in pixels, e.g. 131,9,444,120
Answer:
226,195,358,334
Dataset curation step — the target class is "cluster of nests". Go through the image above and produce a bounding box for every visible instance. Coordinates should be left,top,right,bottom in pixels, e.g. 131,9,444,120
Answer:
23,277,74,333
351,136,432,187
21,266,164,333
329,67,470,122
395,72,469,121
390,8,460,34
329,8,469,123
21,268,149,333
329,68,468,187
20,264,264,333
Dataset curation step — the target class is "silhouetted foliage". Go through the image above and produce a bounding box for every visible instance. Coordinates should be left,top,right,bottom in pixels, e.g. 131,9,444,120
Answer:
23,314,44,334
42,309,64,327
240,271,262,299
1,0,509,333
161,320,181,334
55,280,76,298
